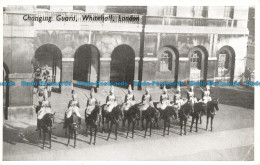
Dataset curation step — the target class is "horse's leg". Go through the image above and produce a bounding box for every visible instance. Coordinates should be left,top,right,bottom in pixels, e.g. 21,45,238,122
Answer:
144,120,148,138
190,116,194,132
167,119,170,135
184,118,187,135
206,115,209,131
86,123,89,137
93,125,97,145
199,114,202,124
49,128,52,149
67,129,70,146
122,118,126,131
115,122,118,140
42,132,46,149
126,119,130,138
195,117,199,132
163,120,166,136
107,122,112,141
74,130,76,148
89,125,92,145
141,118,144,130
132,120,135,139
211,116,214,132
149,120,152,137
180,119,183,136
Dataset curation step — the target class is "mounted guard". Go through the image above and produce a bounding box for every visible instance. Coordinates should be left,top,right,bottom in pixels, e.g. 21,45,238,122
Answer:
85,88,98,117
157,86,171,110
104,86,117,112
122,85,136,111
187,86,197,104
64,94,82,129
202,85,212,103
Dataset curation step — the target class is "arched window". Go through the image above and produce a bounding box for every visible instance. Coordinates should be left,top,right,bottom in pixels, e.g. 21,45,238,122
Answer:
160,50,172,71
190,51,201,69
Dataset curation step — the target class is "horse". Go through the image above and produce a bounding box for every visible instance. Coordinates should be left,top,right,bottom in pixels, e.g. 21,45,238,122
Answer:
206,99,219,132
106,104,123,141
122,104,140,138
190,101,206,133
141,106,160,138
85,103,102,145
160,105,178,136
179,101,193,136
38,113,55,149
66,113,80,148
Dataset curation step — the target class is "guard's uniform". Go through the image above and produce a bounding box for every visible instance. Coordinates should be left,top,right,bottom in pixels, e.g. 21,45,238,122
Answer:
157,93,170,110
187,90,197,104
66,100,81,118
46,76,52,97
105,94,117,112
85,97,98,115
140,93,153,111
202,90,212,103
122,93,135,111
37,100,52,120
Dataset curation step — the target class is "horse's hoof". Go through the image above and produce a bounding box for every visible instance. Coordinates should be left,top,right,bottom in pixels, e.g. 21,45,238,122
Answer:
184,133,187,135
49,146,52,149
211,129,213,132
42,146,44,149
206,128,208,131
66,144,69,147
195,130,198,133
163,134,165,137
74,146,76,148
180,133,183,136
190,130,193,133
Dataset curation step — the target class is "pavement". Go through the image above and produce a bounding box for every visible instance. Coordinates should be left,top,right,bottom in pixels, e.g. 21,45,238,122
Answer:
3,85,254,161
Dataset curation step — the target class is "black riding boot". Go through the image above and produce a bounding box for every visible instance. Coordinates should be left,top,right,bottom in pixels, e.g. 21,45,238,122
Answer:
36,119,40,131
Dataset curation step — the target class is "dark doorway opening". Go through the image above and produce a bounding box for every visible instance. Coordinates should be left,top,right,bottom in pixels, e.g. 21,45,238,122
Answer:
110,45,135,88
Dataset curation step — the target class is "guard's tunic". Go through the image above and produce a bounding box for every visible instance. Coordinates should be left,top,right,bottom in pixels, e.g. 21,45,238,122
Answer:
202,90,212,103
85,97,98,115
37,100,52,120
187,91,197,103
66,100,81,118
105,94,117,112
157,93,170,110
140,94,153,111
122,93,135,111
173,93,184,109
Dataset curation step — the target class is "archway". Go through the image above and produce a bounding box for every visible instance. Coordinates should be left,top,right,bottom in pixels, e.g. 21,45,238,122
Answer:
156,46,179,85
3,63,10,119
35,44,62,93
73,45,100,85
217,46,235,82
188,46,208,82
110,45,135,88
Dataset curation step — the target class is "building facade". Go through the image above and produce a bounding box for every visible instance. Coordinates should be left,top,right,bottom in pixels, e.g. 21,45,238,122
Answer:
3,6,249,119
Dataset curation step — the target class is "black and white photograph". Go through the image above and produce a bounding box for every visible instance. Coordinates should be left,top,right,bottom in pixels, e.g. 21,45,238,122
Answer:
1,1,258,162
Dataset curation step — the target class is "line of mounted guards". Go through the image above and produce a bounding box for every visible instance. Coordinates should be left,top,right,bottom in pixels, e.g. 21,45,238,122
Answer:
34,80,212,130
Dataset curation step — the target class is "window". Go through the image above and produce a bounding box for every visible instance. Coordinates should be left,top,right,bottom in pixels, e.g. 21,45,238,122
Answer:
224,6,234,19
193,6,208,17
36,6,50,10
163,6,177,16
73,6,86,12
219,52,229,69
190,51,201,69
160,51,172,71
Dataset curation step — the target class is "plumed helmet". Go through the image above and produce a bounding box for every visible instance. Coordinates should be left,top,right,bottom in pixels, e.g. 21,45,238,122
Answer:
163,85,167,92
90,88,95,96
177,86,181,91
72,94,77,99
110,86,114,93
190,86,194,90
206,85,210,90
128,85,132,93
145,88,149,93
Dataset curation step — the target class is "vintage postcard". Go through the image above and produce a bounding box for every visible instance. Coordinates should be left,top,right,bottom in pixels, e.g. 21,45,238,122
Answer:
1,0,259,163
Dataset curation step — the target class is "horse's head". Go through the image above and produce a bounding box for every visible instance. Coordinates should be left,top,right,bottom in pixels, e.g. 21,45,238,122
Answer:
213,98,219,111
113,105,124,121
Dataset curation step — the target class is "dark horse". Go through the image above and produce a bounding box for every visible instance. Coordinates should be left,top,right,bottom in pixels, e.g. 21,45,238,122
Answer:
190,102,206,133
66,113,80,148
85,103,102,145
38,113,55,149
206,99,219,132
179,101,193,136
105,105,123,141
122,104,140,138
161,105,178,136
141,106,160,138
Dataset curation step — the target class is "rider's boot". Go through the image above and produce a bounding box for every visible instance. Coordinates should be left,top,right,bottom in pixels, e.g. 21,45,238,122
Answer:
63,114,67,129
35,119,40,131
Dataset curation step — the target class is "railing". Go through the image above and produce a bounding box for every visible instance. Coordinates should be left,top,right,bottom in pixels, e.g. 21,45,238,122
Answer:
4,11,246,28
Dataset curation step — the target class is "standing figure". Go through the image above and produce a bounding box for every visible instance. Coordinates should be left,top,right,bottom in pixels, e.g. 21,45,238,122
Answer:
122,85,136,111
45,72,52,97
64,94,82,129
85,88,98,117
34,67,42,88
104,86,117,112
173,86,184,119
